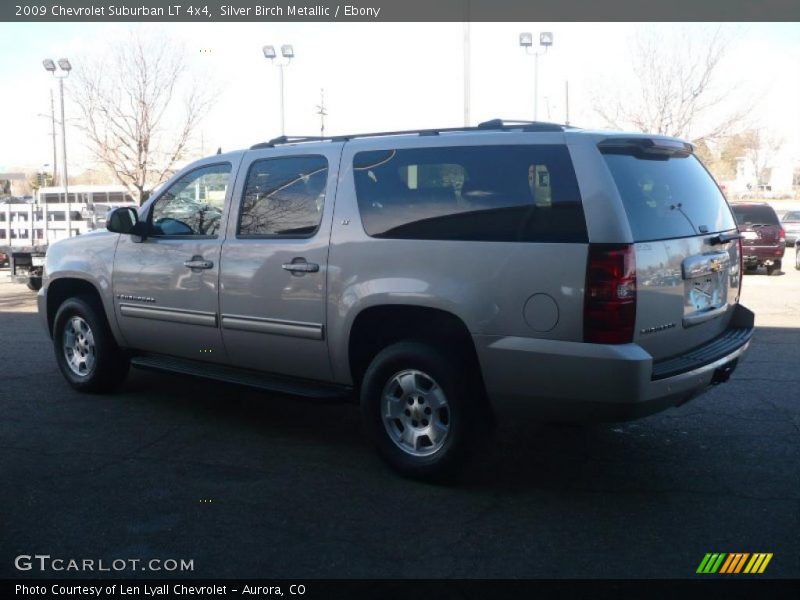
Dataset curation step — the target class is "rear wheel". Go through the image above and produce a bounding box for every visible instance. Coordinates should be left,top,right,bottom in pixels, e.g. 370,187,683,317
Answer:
26,278,42,291
767,260,781,276
53,296,129,393
360,341,477,480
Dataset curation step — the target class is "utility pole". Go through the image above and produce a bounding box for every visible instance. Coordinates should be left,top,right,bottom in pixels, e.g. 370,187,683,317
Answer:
50,89,57,185
315,88,327,137
59,75,70,238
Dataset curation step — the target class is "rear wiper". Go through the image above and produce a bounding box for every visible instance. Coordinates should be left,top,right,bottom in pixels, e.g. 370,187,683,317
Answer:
708,231,743,245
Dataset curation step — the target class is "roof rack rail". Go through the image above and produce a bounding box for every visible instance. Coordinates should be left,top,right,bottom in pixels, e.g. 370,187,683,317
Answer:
249,118,573,149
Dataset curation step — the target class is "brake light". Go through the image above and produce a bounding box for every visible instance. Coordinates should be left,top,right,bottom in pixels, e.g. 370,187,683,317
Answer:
779,228,786,242
737,237,743,297
584,244,637,344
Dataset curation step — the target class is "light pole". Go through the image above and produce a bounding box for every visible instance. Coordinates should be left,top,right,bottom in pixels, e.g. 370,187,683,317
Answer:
519,32,553,121
43,57,72,239
263,44,294,137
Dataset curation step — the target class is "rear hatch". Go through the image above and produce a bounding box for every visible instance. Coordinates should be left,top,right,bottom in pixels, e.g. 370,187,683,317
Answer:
600,137,741,362
731,203,783,250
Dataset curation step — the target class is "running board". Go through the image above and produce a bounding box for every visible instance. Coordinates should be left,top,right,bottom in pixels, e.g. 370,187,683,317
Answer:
130,355,352,401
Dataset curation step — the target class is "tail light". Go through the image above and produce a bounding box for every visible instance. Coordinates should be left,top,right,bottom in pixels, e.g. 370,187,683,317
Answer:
584,244,636,344
779,228,786,242
736,237,744,297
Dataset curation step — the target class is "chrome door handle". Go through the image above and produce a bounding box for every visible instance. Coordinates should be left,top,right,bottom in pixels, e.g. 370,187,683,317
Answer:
282,261,319,273
184,259,214,270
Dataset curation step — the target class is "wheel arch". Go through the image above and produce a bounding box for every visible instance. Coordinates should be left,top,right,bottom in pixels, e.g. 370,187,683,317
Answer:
46,277,120,343
346,304,489,413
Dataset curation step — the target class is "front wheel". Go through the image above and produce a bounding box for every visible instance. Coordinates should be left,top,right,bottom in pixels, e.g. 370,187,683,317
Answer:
360,341,478,480
26,278,42,291
53,296,130,393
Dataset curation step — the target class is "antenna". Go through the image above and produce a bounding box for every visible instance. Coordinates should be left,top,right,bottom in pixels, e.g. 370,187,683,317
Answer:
315,88,328,137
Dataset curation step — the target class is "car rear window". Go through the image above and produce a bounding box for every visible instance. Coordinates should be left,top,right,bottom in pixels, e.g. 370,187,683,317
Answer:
731,204,780,226
353,145,586,243
602,150,736,242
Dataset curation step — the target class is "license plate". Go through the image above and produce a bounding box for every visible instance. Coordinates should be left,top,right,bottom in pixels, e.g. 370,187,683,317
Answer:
31,256,45,267
686,271,728,312
742,231,758,240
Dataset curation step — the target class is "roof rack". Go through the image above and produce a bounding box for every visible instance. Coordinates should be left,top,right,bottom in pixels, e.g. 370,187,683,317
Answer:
250,118,573,149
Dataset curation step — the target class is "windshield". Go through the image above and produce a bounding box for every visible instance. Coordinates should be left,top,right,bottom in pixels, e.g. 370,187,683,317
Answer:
782,211,800,221
602,151,736,242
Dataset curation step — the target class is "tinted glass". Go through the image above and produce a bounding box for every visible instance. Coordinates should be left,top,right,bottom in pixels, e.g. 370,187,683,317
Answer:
239,156,328,236
731,204,780,226
353,145,586,242
150,163,231,236
602,152,736,241
781,211,800,221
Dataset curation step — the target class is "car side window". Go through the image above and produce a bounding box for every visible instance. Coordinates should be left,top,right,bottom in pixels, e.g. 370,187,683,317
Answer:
150,163,232,237
353,145,586,243
238,155,328,237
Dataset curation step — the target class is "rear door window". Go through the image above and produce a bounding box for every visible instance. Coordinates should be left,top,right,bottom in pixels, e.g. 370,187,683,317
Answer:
602,151,736,241
731,204,780,226
238,155,328,237
353,145,586,242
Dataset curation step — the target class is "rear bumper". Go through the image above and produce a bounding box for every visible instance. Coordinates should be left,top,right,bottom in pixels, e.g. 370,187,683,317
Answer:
741,244,785,262
474,304,754,422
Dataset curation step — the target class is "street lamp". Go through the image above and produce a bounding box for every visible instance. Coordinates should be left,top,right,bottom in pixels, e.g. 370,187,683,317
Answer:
263,44,294,136
519,32,553,121
43,57,72,239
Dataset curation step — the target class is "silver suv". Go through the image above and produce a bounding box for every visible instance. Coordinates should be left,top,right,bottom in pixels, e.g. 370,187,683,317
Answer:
38,120,754,479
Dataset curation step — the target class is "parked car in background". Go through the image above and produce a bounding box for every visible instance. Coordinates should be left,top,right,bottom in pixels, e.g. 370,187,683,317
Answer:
0,249,8,267
731,202,785,275
780,210,800,246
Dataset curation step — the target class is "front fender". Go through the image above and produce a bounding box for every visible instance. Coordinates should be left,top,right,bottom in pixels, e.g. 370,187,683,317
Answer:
44,232,124,344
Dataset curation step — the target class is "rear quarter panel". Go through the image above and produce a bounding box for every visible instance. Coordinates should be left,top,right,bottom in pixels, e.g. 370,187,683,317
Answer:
327,132,590,385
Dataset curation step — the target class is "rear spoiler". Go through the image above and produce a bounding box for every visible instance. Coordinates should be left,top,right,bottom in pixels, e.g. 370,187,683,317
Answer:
598,137,694,158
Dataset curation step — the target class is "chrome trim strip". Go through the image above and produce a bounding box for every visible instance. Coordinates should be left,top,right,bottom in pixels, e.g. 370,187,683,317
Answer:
682,252,730,279
682,303,729,328
119,304,218,327
221,314,324,340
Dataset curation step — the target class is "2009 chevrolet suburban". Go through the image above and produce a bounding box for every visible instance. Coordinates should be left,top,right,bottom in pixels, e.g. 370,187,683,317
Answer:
38,119,754,478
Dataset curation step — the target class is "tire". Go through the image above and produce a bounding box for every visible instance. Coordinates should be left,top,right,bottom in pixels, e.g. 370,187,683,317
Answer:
26,278,42,291
766,261,781,276
360,341,478,480
53,296,130,393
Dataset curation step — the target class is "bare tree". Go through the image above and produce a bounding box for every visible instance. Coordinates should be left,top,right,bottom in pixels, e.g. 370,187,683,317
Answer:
593,27,750,144
72,31,215,204
740,129,783,187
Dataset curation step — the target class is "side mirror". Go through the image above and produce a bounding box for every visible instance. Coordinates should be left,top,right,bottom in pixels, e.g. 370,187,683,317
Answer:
106,206,143,235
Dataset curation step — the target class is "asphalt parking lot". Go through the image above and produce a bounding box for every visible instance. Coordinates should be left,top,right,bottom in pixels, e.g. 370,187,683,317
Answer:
0,262,798,579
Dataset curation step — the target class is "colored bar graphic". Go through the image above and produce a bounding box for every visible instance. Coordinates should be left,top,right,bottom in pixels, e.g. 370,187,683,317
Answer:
758,554,773,573
703,552,774,575
719,554,736,574
733,553,750,573
697,553,728,574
